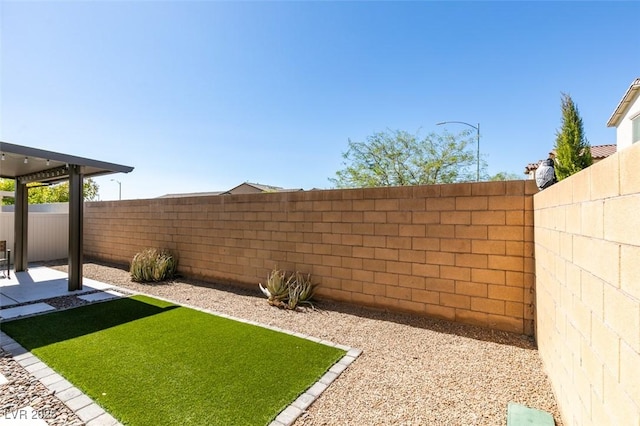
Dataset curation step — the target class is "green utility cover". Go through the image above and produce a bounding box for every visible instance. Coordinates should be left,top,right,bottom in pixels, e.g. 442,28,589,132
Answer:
507,402,555,426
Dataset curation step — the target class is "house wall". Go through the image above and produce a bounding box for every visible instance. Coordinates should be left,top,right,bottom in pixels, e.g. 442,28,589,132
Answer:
84,180,537,334
616,91,640,151
534,142,640,425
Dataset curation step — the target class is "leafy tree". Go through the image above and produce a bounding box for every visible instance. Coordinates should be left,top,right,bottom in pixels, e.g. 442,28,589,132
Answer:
330,129,483,188
554,93,593,180
489,172,522,181
0,178,100,205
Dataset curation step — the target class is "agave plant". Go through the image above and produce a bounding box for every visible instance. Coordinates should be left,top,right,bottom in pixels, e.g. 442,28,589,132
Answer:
293,272,315,306
259,268,317,310
259,268,289,307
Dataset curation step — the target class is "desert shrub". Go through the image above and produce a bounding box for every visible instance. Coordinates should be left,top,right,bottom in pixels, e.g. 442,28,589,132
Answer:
130,248,177,283
259,268,316,310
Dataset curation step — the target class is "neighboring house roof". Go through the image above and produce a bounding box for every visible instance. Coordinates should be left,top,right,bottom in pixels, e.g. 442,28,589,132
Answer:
222,182,292,194
158,182,303,198
607,78,640,127
157,191,224,198
524,144,617,175
589,144,617,159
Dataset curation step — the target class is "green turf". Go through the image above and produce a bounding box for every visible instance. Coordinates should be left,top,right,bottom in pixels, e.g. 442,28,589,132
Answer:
2,295,346,425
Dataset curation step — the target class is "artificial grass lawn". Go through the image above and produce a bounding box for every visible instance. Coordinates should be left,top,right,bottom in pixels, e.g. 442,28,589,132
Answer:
2,295,346,425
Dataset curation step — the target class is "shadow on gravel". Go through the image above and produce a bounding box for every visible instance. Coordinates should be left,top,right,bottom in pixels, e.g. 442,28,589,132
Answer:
313,298,537,350
40,258,536,350
39,258,263,297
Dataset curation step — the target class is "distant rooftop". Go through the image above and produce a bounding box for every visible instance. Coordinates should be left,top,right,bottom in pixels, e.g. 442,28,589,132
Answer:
589,144,618,159
158,182,303,198
157,191,224,199
524,144,617,175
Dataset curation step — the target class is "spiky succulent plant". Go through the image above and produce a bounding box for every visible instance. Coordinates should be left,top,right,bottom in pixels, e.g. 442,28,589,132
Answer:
259,268,317,310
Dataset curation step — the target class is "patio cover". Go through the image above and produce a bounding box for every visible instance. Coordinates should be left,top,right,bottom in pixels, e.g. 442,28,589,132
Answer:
0,141,134,291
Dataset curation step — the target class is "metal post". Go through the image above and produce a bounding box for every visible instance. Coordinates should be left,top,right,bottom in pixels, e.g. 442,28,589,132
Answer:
14,179,28,271
68,165,84,291
476,123,480,182
111,179,121,200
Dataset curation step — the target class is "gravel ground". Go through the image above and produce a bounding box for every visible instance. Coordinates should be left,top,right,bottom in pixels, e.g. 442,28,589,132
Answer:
0,348,83,425
7,261,563,425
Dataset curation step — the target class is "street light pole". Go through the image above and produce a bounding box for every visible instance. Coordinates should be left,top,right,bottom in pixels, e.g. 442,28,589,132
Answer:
111,179,121,200
436,121,481,182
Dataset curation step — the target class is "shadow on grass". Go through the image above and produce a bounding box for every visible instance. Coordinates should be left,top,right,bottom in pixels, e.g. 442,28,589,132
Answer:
2,297,178,350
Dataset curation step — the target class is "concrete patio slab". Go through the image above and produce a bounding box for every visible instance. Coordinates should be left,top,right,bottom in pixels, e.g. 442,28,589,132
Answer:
0,266,113,308
0,293,19,307
78,290,124,303
0,303,56,320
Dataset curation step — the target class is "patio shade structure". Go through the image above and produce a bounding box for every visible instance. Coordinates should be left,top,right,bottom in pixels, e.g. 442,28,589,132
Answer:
0,141,134,291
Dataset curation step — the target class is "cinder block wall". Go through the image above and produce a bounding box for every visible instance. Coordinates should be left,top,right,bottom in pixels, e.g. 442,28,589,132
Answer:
534,143,640,426
85,180,536,334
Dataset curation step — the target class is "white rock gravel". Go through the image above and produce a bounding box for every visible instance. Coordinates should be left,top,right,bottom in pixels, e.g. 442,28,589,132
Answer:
29,261,562,425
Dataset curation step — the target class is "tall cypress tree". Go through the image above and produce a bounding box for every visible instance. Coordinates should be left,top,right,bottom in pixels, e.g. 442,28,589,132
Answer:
554,93,593,180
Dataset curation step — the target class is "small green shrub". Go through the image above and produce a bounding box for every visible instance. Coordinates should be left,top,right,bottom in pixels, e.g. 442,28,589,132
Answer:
259,268,316,310
130,248,177,283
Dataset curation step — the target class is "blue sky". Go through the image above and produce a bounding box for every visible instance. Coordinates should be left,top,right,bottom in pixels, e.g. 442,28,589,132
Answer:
1,1,638,200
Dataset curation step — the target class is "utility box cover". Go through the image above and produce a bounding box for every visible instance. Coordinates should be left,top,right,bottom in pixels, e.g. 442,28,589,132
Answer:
507,402,555,426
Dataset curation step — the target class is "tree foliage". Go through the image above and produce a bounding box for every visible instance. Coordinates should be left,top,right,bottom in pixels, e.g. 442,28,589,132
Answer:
489,171,522,181
554,93,593,180
330,129,482,188
0,178,100,205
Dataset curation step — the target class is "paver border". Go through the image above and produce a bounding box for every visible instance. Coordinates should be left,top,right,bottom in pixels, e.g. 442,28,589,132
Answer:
0,331,121,426
0,286,362,426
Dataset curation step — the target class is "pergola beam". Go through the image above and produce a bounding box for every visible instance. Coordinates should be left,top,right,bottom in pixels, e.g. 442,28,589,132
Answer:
1,141,133,291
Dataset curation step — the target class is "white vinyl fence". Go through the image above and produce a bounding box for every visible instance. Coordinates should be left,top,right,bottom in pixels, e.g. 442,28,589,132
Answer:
0,212,69,262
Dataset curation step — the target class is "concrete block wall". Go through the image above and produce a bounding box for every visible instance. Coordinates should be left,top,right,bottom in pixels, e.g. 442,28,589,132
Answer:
84,180,536,334
534,142,640,426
